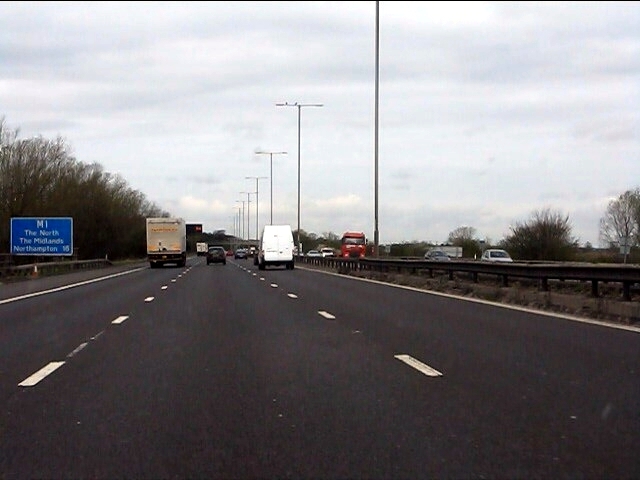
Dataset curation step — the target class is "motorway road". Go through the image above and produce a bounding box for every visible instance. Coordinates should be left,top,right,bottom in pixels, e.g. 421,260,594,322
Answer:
0,257,638,479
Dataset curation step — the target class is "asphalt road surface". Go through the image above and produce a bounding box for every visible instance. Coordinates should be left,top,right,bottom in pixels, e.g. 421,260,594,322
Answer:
1,257,638,479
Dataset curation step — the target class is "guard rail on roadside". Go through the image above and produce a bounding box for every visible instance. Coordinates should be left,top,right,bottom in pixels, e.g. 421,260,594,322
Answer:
0,258,112,280
298,256,640,301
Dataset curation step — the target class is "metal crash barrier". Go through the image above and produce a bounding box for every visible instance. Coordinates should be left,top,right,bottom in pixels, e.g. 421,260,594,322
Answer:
297,256,640,302
0,258,112,280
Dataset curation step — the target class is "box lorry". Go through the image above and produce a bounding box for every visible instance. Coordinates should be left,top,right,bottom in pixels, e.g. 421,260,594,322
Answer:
196,242,208,256
256,224,295,270
146,217,187,268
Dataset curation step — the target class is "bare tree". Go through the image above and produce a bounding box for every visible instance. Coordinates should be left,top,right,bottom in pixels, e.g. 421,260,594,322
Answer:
447,226,476,243
447,226,481,258
502,208,577,261
322,231,340,243
599,189,640,263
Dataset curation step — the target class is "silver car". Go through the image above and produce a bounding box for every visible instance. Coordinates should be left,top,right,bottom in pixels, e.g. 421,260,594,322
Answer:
424,250,451,261
234,248,248,259
480,249,513,262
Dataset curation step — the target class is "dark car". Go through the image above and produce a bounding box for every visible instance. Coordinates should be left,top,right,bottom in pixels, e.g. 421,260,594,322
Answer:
234,248,248,259
207,246,227,265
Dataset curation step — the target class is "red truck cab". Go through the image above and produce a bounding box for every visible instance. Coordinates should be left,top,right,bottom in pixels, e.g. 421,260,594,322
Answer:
340,231,366,258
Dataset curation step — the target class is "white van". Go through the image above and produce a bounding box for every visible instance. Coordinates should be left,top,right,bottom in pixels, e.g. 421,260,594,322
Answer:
256,224,295,270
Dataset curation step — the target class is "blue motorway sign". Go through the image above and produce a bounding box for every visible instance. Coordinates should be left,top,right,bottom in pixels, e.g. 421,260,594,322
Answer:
10,217,73,256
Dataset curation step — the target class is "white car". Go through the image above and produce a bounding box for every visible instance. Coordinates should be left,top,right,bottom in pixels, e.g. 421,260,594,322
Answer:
481,249,513,262
320,247,335,257
306,250,323,257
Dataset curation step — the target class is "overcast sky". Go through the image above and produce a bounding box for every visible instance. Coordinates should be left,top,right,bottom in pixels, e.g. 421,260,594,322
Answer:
1,1,638,246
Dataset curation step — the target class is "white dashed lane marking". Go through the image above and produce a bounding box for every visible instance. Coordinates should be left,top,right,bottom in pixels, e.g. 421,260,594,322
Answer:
394,354,443,377
270,283,278,288
318,311,336,320
144,297,154,302
91,331,104,341
287,293,298,299
66,343,88,358
112,315,129,324
18,362,65,387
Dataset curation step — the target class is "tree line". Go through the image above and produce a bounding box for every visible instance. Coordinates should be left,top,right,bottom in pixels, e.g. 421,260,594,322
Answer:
1,117,637,263
0,118,169,261
388,200,638,263
283,201,638,264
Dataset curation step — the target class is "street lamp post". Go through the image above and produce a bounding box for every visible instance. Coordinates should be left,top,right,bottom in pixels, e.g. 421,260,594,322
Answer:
255,151,287,225
246,176,267,241
232,208,241,247
374,0,380,257
232,210,237,239
276,101,323,252
233,207,240,243
240,191,253,242
235,200,245,240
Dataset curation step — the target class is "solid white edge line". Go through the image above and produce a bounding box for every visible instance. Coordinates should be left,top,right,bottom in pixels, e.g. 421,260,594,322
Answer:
112,315,129,324
295,266,640,333
19,361,66,387
318,310,336,320
0,267,146,306
395,354,443,377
